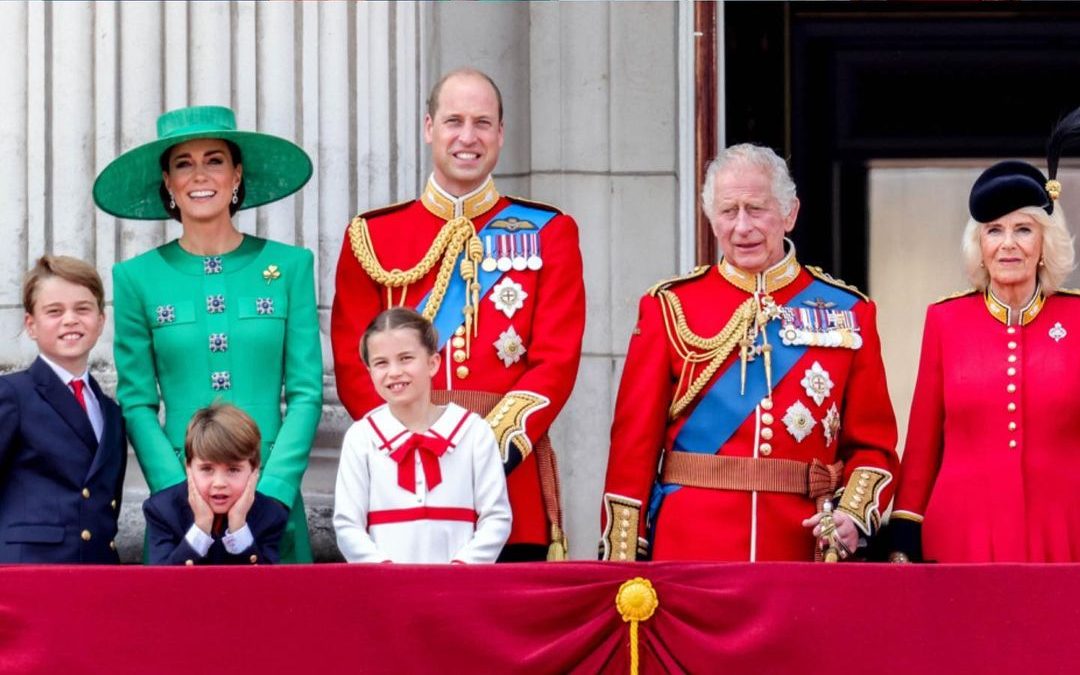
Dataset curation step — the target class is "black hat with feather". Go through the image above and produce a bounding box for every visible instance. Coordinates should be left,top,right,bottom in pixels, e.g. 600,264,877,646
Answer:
969,107,1080,222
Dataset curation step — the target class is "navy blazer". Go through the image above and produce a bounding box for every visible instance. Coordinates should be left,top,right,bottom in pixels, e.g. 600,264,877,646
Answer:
0,357,127,563
143,482,288,565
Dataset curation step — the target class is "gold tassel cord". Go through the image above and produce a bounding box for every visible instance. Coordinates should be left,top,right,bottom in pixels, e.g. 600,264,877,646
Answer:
616,577,659,675
349,214,482,348
660,292,755,419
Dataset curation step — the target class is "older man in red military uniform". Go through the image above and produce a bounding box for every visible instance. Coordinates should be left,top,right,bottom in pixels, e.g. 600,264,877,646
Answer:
601,144,899,562
332,68,585,561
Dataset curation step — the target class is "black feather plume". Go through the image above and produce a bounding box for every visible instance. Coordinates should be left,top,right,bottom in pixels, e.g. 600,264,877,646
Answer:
1046,106,1080,180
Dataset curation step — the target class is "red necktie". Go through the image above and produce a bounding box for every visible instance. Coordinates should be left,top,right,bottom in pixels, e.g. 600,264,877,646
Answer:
389,434,450,494
70,379,87,412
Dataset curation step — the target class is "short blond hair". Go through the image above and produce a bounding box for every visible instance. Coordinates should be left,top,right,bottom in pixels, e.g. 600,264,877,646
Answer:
184,403,261,469
961,205,1076,294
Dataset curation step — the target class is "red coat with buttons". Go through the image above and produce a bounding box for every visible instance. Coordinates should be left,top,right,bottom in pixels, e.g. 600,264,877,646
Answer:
331,186,585,548
602,261,899,561
894,291,1080,562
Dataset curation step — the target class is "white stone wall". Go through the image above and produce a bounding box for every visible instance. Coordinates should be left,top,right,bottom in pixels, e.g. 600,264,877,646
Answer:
0,1,687,560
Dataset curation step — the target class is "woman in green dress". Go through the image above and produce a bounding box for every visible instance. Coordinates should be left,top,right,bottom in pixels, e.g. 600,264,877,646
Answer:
94,106,322,562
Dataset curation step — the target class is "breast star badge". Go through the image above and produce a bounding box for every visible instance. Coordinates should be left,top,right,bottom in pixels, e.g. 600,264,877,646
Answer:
823,403,841,447
494,326,527,367
800,361,834,406
490,278,528,319
1050,321,1067,342
783,401,817,443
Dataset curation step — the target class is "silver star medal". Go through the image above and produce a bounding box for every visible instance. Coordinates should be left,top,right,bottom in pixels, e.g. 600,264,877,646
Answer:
800,361,834,406
1050,322,1067,343
494,326,527,367
823,403,841,447
783,401,817,443
490,278,528,319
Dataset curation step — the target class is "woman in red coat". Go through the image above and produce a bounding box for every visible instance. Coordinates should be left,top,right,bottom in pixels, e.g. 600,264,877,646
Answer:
890,109,1080,562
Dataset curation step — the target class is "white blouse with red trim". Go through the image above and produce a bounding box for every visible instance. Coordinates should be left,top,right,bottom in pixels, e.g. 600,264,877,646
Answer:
333,402,511,563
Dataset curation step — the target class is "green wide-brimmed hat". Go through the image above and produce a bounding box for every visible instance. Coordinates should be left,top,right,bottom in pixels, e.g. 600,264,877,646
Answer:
93,105,313,220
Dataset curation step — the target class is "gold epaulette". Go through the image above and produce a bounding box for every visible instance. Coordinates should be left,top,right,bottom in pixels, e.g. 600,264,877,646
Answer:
352,198,414,223
1055,288,1080,297
505,194,564,215
805,265,869,302
646,266,711,297
934,288,978,304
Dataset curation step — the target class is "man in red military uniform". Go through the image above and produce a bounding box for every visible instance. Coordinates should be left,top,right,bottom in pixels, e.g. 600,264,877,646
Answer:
332,68,585,561
601,144,899,562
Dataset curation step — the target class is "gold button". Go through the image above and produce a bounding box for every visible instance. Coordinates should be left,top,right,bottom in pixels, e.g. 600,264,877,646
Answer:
759,443,772,456
454,325,466,337
81,488,90,499
1007,354,1017,363
1007,384,1017,393
1008,421,1017,431
1008,402,1016,412
109,540,116,551
451,336,466,348
1009,440,1018,448
456,365,470,379
1007,341,1017,350
111,499,117,510
761,413,774,425
761,398,774,411
453,350,467,363
1007,326,1016,335
250,554,258,564
185,559,194,566
81,530,91,541
760,428,774,440
1007,367,1016,377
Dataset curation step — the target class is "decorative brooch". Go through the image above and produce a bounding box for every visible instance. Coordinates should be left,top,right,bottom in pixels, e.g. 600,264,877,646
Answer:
783,401,816,443
155,305,175,325
490,278,527,319
494,326,526,367
801,362,834,406
263,264,281,285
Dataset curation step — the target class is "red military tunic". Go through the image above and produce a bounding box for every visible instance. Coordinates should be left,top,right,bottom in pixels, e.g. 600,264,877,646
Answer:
602,246,899,561
893,288,1080,562
331,176,585,548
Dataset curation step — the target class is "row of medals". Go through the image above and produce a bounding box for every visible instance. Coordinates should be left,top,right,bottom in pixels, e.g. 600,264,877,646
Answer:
480,233,543,273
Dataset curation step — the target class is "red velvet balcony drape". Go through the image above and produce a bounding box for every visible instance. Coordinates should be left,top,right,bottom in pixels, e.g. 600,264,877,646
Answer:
2,562,1076,674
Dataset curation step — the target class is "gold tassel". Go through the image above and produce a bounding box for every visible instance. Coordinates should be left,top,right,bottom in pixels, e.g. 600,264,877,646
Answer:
616,578,659,675
546,524,568,562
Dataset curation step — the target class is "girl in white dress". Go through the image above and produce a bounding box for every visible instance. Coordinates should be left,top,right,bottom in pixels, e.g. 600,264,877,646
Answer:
333,308,511,563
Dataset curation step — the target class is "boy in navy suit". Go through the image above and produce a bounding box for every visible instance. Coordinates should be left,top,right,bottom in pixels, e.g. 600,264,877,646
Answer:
0,255,127,563
143,403,287,565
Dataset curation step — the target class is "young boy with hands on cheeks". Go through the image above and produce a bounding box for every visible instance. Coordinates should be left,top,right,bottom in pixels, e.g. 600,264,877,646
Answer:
334,308,511,563
143,403,287,565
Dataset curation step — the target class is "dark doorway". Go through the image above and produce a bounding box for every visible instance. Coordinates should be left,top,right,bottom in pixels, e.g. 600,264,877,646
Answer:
725,3,1080,290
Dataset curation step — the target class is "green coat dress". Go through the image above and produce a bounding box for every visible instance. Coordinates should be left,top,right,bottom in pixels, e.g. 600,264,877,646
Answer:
113,235,322,563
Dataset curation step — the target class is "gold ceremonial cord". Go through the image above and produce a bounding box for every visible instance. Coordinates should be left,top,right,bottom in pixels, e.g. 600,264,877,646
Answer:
348,215,481,339
659,291,755,419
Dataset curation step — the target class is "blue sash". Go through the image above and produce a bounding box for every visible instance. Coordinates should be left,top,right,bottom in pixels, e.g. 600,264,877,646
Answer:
417,203,557,349
647,278,859,524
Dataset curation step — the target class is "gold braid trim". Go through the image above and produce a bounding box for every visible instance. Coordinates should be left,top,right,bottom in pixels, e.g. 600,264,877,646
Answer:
348,215,481,339
659,290,755,419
